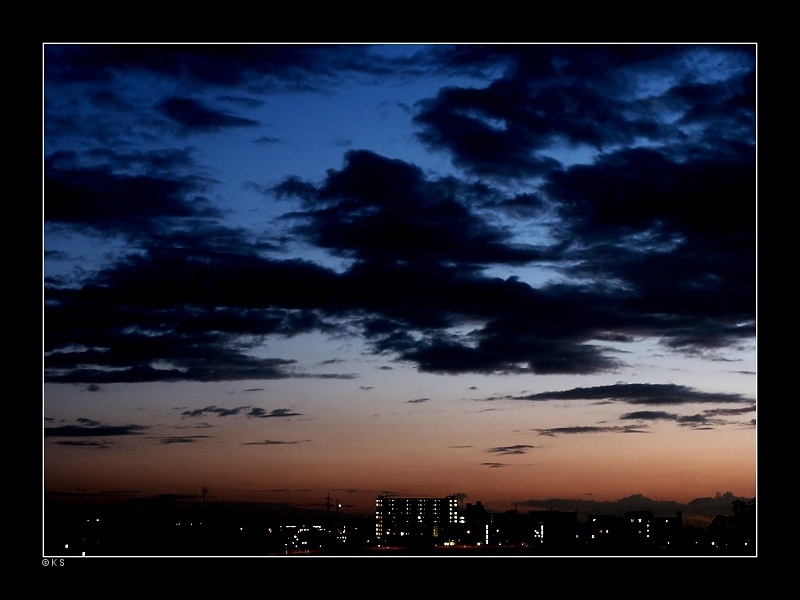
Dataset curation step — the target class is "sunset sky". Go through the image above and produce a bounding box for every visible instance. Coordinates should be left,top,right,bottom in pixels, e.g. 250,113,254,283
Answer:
43,42,757,517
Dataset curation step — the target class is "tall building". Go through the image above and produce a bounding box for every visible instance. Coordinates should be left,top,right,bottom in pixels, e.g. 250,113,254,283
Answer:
375,494,459,546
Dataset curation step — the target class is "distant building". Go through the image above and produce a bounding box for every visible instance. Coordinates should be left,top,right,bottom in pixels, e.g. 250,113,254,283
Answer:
474,508,578,549
622,509,683,548
525,510,579,548
459,500,491,546
375,494,459,546
623,509,656,545
583,509,684,551
585,513,624,547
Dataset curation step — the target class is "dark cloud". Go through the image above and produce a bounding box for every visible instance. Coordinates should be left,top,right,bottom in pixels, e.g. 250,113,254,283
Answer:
44,44,411,91
243,439,310,445
44,161,219,239
703,406,756,416
510,399,752,442
44,421,148,437
158,436,211,444
542,150,755,354
619,405,756,428
478,191,549,219
54,440,114,448
275,149,545,266
398,331,624,375
406,398,430,404
415,44,754,180
351,263,641,375
157,97,260,133
487,444,538,455
532,424,648,437
545,146,754,245
43,44,755,385
247,408,302,418
45,249,70,261
174,422,214,430
254,135,281,144
84,147,200,174
181,406,250,418
413,81,565,178
508,383,753,405
618,410,677,421
663,69,756,135
43,248,351,384
414,49,755,366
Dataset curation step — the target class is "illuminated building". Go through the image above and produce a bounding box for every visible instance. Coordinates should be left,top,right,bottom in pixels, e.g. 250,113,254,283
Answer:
375,494,459,546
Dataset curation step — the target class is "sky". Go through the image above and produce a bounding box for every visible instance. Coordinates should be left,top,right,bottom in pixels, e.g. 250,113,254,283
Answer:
42,42,757,519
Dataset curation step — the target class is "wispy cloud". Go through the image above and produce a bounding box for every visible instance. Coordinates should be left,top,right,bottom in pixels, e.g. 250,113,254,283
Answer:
532,424,649,437
406,397,430,404
487,444,539,455
157,435,212,444
243,439,311,445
